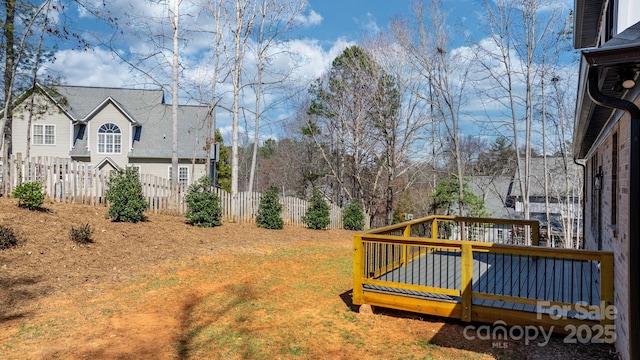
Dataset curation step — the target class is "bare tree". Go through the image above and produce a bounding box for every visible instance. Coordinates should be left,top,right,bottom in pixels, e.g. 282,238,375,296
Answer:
391,0,471,216
306,45,395,225
363,32,432,225
23,3,51,162
470,0,565,232
549,74,582,248
1,1,55,193
169,0,180,206
222,0,256,221
246,0,306,193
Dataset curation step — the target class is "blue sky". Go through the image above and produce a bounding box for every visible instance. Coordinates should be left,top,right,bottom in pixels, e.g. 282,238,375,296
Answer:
38,0,574,145
45,0,483,89
298,0,481,49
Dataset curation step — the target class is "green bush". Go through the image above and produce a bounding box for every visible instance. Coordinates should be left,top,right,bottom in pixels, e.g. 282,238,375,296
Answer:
185,176,222,227
302,187,330,230
256,186,283,229
70,224,93,244
105,167,149,223
342,202,364,231
0,225,17,250
12,181,44,210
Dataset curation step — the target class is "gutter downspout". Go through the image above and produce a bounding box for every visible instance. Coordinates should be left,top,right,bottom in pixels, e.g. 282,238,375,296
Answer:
573,157,586,249
588,68,640,360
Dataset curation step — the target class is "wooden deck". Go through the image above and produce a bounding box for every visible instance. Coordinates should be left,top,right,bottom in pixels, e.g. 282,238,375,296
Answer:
364,249,601,319
352,215,614,331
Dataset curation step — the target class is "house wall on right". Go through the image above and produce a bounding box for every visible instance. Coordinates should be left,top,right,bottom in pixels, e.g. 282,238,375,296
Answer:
582,115,630,358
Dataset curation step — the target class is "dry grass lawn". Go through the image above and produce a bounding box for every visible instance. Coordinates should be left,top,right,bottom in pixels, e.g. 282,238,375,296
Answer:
0,198,617,359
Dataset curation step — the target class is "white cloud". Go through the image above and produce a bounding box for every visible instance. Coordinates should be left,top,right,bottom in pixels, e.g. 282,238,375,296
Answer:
358,12,380,34
41,48,139,87
296,9,323,27
285,37,355,81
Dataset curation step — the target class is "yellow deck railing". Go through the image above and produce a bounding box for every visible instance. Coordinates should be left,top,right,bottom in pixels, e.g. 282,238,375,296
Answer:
353,215,614,332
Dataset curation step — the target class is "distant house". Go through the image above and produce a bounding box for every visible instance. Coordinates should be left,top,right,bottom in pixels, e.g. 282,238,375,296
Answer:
573,1,640,359
5,84,214,187
506,157,583,248
469,175,515,219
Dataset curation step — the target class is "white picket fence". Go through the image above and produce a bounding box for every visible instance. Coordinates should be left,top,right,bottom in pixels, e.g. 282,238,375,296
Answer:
3,154,344,229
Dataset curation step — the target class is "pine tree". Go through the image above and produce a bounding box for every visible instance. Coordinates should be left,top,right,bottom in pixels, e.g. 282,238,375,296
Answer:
302,187,330,230
342,202,364,231
256,186,283,229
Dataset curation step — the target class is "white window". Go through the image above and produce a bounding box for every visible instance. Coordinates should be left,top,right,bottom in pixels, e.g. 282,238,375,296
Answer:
98,123,121,154
33,124,55,145
168,166,189,188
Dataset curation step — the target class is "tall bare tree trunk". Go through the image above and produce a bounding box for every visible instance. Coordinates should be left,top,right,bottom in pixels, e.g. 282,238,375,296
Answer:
25,5,50,164
2,0,16,195
541,78,552,246
169,0,180,209
248,4,265,193
226,0,256,221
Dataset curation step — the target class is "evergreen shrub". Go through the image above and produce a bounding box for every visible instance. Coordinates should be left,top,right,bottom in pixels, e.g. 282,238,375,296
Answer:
12,182,44,210
105,167,149,223
342,202,364,231
185,176,222,227
256,186,283,229
302,187,330,230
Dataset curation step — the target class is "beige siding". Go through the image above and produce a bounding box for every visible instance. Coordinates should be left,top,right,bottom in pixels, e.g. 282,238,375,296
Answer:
88,103,133,168
130,161,207,186
11,93,72,158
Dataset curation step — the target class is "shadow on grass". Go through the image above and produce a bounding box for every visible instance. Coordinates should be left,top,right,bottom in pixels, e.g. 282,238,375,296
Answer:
339,289,359,312
176,282,258,360
0,276,43,321
338,289,618,360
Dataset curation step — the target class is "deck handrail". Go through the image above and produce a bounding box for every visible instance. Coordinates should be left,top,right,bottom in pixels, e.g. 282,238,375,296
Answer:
353,217,614,332
366,215,540,246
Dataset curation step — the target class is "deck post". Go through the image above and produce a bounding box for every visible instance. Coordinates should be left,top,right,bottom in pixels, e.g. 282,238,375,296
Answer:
461,243,473,322
402,225,411,266
352,234,365,305
600,253,615,326
531,221,540,246
431,219,438,239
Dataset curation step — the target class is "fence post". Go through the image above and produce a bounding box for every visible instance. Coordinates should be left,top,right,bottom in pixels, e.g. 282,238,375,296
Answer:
460,243,473,322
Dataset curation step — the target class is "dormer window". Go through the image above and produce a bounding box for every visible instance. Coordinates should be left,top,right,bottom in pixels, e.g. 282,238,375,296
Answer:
98,123,121,154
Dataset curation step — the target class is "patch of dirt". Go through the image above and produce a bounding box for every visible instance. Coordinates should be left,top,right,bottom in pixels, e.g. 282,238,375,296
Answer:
0,198,618,359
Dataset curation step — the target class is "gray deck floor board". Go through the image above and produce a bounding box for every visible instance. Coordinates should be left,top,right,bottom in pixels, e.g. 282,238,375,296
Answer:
367,250,602,317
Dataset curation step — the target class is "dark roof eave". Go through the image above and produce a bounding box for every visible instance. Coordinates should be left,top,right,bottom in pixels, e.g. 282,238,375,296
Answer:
582,44,640,66
573,0,605,49
574,43,640,158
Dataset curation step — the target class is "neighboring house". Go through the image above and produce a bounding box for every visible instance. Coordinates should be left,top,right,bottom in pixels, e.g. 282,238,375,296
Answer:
469,175,515,218
573,1,640,359
506,157,583,248
6,84,214,187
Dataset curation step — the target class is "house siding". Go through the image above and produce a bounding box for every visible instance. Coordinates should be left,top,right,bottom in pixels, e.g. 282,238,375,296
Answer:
584,116,631,360
8,86,212,189
130,160,208,185
88,103,133,169
12,93,72,158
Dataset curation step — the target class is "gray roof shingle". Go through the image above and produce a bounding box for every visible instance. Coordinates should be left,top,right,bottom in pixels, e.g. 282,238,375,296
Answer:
510,157,582,198
42,85,213,160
